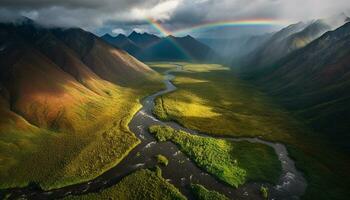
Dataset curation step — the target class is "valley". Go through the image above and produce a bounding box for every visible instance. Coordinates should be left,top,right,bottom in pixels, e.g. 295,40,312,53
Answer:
3,63,308,200
1,5,350,200
151,63,350,200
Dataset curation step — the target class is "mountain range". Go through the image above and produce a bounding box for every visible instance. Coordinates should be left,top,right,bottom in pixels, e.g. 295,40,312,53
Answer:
101,32,219,62
238,13,350,72
244,20,350,152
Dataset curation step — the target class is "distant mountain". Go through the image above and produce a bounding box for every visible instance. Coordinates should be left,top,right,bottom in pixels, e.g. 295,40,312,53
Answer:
128,31,161,48
239,14,349,72
101,33,141,55
252,22,350,151
101,32,219,62
140,35,219,61
200,33,273,63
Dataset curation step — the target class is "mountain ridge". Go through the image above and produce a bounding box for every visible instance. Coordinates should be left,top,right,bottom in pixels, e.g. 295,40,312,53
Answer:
252,22,350,152
101,31,220,62
238,14,349,71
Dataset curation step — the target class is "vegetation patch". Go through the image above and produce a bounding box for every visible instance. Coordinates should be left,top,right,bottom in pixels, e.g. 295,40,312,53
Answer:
152,63,306,143
260,185,269,199
156,154,169,166
147,62,181,74
149,125,281,187
65,169,186,200
190,184,229,200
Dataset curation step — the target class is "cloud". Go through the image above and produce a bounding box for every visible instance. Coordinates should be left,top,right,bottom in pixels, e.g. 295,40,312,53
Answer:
0,0,180,29
132,28,148,33
111,28,126,35
0,0,349,36
130,0,182,21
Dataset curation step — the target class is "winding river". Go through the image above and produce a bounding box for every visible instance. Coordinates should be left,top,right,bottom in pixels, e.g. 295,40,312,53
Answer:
3,64,307,200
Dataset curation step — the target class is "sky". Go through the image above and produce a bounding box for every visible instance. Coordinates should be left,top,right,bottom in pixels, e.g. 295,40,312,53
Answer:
1,0,350,38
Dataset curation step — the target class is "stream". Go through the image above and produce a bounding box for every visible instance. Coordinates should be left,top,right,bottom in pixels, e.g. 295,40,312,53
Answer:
2,64,307,200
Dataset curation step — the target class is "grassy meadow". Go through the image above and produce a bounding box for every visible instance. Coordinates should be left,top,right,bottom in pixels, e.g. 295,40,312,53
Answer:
0,75,164,190
65,169,186,200
145,62,183,73
149,62,350,200
151,63,305,143
149,125,281,187
190,184,229,200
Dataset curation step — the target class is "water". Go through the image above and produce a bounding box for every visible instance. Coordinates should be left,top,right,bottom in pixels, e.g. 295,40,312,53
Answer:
1,65,307,200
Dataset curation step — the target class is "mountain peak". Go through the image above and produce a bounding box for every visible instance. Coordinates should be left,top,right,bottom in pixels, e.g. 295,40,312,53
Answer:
127,31,160,48
116,33,127,38
128,31,159,38
101,33,113,39
166,35,175,39
129,31,140,37
184,35,195,40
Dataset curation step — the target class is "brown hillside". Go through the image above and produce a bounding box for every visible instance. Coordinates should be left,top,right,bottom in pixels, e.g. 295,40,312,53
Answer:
54,28,153,85
0,21,162,189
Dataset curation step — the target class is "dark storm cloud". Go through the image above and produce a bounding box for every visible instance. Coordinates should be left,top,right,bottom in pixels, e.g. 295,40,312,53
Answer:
0,0,349,36
0,0,155,10
0,0,103,9
0,0,181,30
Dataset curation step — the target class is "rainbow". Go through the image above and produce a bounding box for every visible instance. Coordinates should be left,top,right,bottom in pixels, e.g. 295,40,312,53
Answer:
172,19,288,35
145,18,288,60
147,18,194,60
147,18,288,36
147,18,172,36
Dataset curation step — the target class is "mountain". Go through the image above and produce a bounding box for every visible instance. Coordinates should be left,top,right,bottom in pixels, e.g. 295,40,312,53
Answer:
239,14,349,72
252,22,350,152
127,31,161,48
54,28,153,85
140,35,219,62
101,32,219,62
0,18,161,189
0,19,155,133
101,33,141,55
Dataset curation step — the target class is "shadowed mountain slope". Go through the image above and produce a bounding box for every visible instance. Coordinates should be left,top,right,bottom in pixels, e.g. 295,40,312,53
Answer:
101,33,141,55
253,22,350,152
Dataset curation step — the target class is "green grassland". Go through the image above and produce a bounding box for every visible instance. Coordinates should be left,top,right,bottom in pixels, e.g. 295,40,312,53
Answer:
190,184,229,200
149,63,350,200
0,76,164,190
149,125,281,187
146,62,182,73
151,63,305,143
65,169,186,200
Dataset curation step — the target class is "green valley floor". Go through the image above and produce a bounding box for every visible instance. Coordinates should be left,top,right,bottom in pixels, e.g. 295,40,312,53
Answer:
149,62,350,200
3,62,349,200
